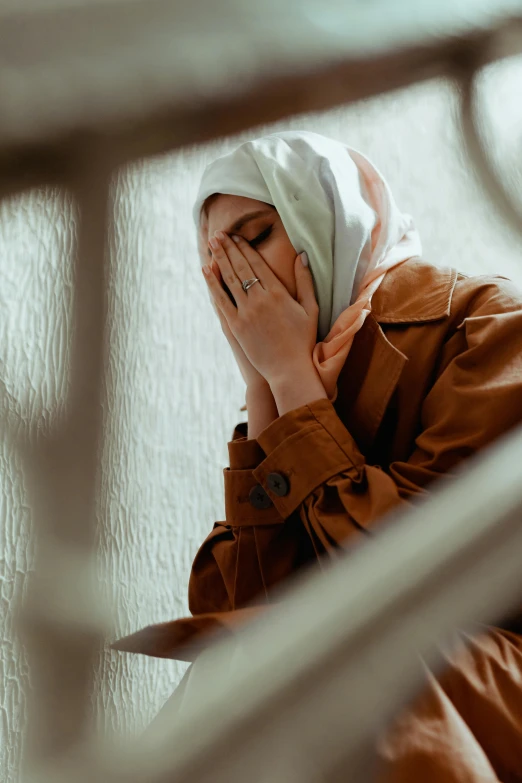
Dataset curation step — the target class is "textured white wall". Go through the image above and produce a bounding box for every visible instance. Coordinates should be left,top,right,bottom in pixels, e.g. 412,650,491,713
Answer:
1,57,521,780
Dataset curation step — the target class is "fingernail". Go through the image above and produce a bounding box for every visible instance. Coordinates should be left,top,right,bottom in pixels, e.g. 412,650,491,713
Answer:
209,237,219,249
215,230,226,241
301,251,309,267
202,264,210,276
231,234,241,243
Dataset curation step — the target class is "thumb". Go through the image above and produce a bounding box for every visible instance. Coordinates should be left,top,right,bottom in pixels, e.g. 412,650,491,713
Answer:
295,252,317,314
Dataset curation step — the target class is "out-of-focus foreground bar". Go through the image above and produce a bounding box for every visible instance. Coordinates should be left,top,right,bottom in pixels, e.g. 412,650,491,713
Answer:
0,0,521,194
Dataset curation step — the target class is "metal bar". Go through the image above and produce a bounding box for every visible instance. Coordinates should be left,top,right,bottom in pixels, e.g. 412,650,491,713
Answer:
1,2,522,199
456,17,522,240
18,145,113,770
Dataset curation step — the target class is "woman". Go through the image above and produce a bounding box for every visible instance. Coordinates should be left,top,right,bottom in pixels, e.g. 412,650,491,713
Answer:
114,131,522,780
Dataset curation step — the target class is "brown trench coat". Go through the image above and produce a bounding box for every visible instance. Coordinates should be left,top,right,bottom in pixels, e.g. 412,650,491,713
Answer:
114,259,522,781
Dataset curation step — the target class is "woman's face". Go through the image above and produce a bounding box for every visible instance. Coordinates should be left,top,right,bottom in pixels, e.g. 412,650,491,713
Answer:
205,194,300,300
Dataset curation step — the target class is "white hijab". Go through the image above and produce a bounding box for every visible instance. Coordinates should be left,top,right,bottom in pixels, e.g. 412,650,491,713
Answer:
193,130,422,403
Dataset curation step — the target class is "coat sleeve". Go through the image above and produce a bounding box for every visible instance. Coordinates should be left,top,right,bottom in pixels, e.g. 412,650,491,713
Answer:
189,277,522,616
188,424,317,614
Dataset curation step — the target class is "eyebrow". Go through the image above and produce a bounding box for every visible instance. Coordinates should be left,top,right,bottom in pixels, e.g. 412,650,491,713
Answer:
226,208,275,234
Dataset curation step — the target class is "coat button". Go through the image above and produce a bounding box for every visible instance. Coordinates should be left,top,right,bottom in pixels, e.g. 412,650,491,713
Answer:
249,484,273,509
267,472,290,497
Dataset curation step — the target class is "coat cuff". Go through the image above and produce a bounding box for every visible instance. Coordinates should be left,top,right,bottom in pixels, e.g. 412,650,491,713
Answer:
252,397,365,518
228,429,265,470
224,420,284,526
223,467,284,526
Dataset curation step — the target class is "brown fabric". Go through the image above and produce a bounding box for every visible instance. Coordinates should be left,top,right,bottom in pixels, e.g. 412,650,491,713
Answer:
113,259,522,779
112,606,265,663
376,627,522,782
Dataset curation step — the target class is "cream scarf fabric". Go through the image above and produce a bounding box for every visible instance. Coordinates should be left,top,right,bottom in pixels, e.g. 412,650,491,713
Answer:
193,130,422,404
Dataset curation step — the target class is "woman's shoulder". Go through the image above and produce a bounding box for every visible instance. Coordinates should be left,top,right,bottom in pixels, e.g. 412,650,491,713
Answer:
374,258,522,325
451,267,522,316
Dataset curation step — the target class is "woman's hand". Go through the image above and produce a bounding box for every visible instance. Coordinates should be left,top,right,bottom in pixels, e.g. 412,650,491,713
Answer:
205,258,271,393
202,230,319,388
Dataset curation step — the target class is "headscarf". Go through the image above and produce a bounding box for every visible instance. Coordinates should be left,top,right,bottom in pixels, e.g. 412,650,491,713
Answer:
192,130,422,405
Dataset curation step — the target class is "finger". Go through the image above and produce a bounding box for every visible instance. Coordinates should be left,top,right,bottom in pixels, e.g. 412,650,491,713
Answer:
213,231,257,287
209,233,251,304
205,268,240,346
209,254,239,307
202,262,237,322
226,232,285,294
209,257,224,289
209,273,231,330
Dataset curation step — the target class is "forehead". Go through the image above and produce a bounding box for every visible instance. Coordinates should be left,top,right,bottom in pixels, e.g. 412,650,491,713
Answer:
205,194,272,233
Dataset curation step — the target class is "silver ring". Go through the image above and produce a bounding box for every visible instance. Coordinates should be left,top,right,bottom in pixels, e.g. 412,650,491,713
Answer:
242,277,260,292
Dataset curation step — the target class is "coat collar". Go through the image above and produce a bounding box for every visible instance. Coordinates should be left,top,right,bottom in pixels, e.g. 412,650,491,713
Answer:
370,258,457,324
335,260,457,453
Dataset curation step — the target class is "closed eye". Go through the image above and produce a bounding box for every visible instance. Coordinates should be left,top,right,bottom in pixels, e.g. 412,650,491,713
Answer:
249,225,272,248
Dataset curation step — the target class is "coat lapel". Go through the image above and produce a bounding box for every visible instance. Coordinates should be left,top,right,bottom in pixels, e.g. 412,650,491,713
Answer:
334,260,458,455
335,315,407,454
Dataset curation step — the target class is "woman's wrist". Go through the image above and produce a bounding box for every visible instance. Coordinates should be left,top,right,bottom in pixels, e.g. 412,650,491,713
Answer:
269,362,328,416
245,382,279,440
246,377,271,395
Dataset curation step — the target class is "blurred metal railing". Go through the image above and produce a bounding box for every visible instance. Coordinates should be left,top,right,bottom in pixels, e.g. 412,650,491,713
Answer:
1,1,522,781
